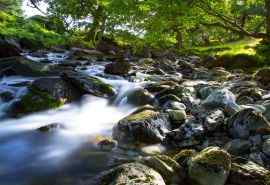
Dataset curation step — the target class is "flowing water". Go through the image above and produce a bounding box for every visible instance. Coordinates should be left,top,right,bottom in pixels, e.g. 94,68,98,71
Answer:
0,53,139,185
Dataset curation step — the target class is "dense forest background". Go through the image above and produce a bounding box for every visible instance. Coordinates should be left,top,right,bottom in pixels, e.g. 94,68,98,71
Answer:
1,0,270,68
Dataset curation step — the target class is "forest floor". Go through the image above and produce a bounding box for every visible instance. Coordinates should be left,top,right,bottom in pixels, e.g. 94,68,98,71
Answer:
192,38,261,56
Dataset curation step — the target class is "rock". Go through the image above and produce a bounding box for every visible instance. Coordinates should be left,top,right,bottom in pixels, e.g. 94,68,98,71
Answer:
145,82,171,93
37,123,65,132
166,109,186,129
192,67,212,80
0,57,49,77
202,89,240,115
32,77,81,102
96,38,119,55
158,94,182,105
92,162,166,185
187,147,231,185
97,139,117,151
62,72,115,98
174,149,197,167
227,159,270,185
164,117,204,148
263,101,270,121
112,108,170,149
237,96,255,105
249,152,265,166
9,76,81,117
69,47,104,60
254,68,270,87
225,139,251,155
0,91,14,102
227,108,270,139
9,86,65,117
125,88,156,106
202,109,225,133
19,37,43,50
163,101,186,110
138,155,185,184
210,68,231,81
0,38,22,58
104,60,131,75
197,85,220,100
236,88,262,104
262,139,270,157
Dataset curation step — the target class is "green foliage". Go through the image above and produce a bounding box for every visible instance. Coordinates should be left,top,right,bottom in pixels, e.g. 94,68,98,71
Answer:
0,0,22,15
0,11,66,48
256,41,270,64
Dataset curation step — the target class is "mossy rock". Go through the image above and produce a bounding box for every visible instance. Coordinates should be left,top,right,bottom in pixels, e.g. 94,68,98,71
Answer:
91,162,166,185
188,147,231,185
124,109,159,122
138,155,185,185
0,57,51,76
113,108,170,149
227,159,270,185
9,86,64,117
125,88,155,106
253,67,270,86
174,149,197,167
227,108,270,139
62,72,115,98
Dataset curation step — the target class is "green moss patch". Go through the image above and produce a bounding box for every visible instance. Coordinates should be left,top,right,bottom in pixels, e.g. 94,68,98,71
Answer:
191,147,231,171
15,86,64,116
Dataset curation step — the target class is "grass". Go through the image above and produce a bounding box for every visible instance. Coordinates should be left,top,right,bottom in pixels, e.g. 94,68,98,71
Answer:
185,38,261,57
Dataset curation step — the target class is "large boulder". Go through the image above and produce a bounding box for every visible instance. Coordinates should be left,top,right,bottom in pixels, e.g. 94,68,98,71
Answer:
138,155,185,184
227,108,270,139
202,89,240,115
9,77,81,117
32,77,81,102
92,162,166,185
9,86,64,117
113,108,170,149
254,68,270,87
202,109,225,133
104,60,131,75
187,147,231,185
225,139,251,155
0,38,22,58
62,72,115,98
164,117,205,148
125,87,156,106
166,109,187,129
0,57,49,77
227,159,270,185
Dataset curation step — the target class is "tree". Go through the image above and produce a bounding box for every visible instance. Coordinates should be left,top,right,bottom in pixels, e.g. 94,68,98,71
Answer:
0,0,22,15
195,0,270,41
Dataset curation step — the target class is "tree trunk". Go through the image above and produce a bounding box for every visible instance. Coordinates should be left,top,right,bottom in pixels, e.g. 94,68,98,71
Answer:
266,0,270,41
176,31,184,49
238,13,247,39
87,5,104,45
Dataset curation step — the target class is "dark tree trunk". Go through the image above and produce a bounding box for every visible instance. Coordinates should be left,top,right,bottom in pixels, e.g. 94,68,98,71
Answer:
88,5,104,45
266,0,270,41
176,31,184,49
239,13,247,39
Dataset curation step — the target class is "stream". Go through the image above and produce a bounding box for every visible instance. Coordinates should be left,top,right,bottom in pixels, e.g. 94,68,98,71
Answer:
0,52,139,185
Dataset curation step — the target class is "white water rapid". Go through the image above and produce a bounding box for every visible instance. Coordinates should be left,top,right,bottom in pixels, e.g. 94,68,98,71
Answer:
0,54,141,185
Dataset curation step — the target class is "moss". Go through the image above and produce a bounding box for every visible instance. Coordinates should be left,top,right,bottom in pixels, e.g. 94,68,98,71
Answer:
125,110,158,122
17,86,64,115
88,76,115,96
191,147,231,171
174,149,197,165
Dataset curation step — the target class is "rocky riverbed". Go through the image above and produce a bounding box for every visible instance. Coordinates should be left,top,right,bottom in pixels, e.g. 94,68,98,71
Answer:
0,42,270,185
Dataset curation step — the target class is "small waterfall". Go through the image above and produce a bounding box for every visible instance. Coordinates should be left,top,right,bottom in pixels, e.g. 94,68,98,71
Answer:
0,54,141,184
